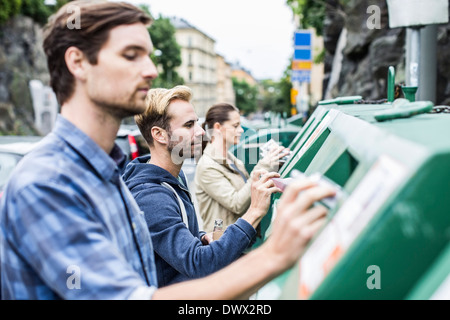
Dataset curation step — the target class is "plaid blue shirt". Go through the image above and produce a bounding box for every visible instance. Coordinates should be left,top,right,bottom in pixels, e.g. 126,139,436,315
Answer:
0,116,157,299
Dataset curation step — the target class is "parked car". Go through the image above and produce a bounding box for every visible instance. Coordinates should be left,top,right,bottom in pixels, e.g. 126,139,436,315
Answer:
0,128,153,199
0,136,42,198
115,125,149,163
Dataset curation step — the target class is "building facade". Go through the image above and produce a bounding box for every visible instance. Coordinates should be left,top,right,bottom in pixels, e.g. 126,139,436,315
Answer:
171,17,235,116
216,54,236,106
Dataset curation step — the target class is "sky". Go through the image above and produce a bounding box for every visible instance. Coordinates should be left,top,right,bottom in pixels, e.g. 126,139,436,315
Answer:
114,0,296,80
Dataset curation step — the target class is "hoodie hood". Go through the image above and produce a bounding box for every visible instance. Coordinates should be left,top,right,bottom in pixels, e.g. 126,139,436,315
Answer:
122,155,184,192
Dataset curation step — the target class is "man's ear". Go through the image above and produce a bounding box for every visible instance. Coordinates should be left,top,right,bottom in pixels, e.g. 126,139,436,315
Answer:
151,127,168,145
65,46,89,81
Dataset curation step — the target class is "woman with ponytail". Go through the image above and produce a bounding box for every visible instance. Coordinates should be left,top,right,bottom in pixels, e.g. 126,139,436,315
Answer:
195,103,290,233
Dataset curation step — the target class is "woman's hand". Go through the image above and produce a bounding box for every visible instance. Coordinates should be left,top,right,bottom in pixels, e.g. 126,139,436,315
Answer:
261,145,291,171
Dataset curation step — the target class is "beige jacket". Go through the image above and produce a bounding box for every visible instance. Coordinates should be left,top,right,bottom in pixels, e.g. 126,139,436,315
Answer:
194,143,272,232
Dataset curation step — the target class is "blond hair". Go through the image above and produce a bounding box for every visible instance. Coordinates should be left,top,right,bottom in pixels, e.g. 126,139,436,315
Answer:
135,85,193,146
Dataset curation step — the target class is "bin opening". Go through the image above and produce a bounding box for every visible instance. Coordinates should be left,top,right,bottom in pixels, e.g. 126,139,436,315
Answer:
324,149,359,188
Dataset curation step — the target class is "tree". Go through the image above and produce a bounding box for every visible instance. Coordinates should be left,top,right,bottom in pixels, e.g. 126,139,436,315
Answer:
0,0,65,25
19,0,52,24
140,6,184,88
0,0,21,25
232,77,258,115
286,0,326,36
259,68,292,115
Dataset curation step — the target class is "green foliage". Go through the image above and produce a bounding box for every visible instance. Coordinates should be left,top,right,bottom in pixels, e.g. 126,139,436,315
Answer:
279,71,294,113
286,0,326,36
20,0,52,24
232,77,259,115
46,0,72,13
140,5,184,88
0,0,70,25
149,16,184,88
313,48,325,64
0,0,22,24
259,69,292,115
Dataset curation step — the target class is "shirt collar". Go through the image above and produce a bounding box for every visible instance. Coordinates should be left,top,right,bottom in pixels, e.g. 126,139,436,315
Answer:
53,115,126,184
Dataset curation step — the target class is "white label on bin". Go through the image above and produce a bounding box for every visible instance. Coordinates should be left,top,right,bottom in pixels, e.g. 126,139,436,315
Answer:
298,155,407,299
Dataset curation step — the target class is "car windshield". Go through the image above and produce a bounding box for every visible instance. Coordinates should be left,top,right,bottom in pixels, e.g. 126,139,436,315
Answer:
0,153,22,190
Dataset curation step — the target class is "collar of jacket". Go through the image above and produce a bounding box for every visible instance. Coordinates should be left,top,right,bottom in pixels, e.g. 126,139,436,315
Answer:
203,142,241,173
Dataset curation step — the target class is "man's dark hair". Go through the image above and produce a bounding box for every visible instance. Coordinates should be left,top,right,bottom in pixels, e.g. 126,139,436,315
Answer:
43,0,152,105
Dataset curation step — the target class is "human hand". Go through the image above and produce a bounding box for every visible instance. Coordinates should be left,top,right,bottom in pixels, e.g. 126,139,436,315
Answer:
262,145,291,171
242,169,282,228
261,178,336,271
201,232,213,245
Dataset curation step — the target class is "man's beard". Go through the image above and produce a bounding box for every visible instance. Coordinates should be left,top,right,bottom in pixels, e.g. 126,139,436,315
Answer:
91,89,148,119
98,100,145,119
167,132,201,165
168,135,188,165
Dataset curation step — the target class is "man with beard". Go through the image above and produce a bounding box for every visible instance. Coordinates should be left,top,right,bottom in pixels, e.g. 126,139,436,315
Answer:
122,85,283,287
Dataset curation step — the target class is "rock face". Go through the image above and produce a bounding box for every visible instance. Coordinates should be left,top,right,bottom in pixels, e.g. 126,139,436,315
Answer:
437,25,450,104
0,15,49,135
323,0,450,105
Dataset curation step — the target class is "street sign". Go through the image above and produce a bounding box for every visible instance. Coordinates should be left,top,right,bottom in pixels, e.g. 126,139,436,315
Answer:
292,61,312,70
387,0,448,28
295,31,311,46
291,70,311,83
292,30,312,82
294,49,312,61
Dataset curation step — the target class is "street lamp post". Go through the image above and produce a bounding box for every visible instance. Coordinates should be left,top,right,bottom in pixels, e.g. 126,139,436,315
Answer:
387,0,448,102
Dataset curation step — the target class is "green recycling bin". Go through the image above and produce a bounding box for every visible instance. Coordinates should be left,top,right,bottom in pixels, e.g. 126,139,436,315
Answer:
254,98,450,300
406,241,450,300
230,127,300,174
253,99,393,252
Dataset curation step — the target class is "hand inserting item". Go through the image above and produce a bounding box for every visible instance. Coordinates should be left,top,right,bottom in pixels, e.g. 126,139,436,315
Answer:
270,170,346,210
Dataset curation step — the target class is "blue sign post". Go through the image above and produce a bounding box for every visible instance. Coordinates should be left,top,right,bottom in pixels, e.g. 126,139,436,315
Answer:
292,30,312,83
291,70,311,83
